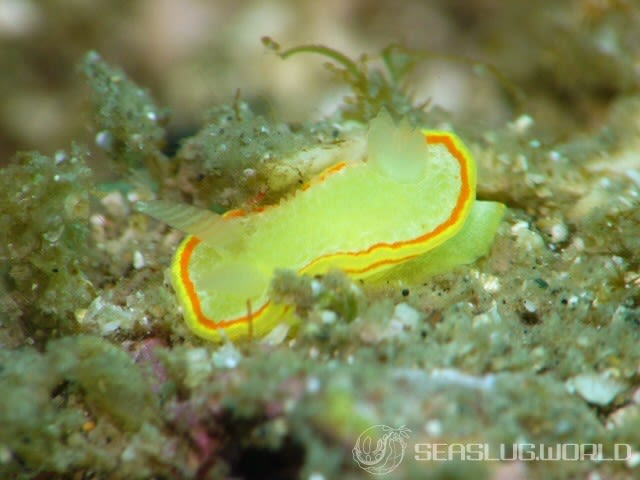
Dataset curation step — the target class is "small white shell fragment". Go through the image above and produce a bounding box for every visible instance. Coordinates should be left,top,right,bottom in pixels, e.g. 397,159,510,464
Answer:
389,302,420,332
550,223,569,243
523,299,537,313
306,376,321,394
511,220,545,251
80,296,137,336
320,310,337,324
212,343,243,369
472,303,501,328
243,167,257,178
548,150,562,162
480,273,501,293
101,320,122,335
567,373,625,406
133,250,145,270
95,130,114,150
101,190,128,217
310,279,324,297
424,419,443,437
54,150,67,164
509,114,534,134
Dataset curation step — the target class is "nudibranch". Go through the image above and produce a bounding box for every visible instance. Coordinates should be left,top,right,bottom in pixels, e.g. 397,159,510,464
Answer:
138,112,505,342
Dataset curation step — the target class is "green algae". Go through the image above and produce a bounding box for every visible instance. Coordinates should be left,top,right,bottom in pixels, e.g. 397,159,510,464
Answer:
47,335,158,429
263,38,425,123
174,101,334,208
0,335,159,478
80,51,169,177
0,145,93,343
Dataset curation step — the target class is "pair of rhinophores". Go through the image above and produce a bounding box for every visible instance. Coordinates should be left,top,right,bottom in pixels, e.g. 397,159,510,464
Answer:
138,111,505,342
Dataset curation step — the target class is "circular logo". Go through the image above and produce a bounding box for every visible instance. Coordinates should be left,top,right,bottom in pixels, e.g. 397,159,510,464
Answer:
352,425,411,475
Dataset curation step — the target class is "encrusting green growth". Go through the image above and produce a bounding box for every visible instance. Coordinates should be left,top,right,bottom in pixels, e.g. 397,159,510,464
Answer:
0,145,93,342
175,100,338,208
0,335,158,476
46,335,158,429
80,51,169,179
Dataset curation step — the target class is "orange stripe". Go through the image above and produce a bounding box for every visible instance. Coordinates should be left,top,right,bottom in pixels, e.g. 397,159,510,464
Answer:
342,252,421,275
301,161,348,191
178,235,270,331
224,208,247,218
303,132,472,270
180,161,351,333
180,132,471,332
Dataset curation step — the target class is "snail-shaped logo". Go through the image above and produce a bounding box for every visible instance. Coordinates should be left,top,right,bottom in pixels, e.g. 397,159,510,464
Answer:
352,425,411,475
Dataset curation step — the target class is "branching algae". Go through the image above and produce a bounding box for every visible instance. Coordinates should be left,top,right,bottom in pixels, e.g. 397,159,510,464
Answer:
139,112,505,342
262,37,524,123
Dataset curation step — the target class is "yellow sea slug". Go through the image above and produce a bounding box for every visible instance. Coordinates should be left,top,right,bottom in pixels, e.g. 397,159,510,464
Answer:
138,112,505,342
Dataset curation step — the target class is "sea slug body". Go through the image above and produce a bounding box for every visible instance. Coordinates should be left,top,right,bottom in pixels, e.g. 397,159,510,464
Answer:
138,112,504,342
